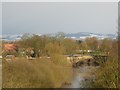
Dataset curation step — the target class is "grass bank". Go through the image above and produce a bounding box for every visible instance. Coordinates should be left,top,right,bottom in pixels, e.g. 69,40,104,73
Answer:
3,58,73,88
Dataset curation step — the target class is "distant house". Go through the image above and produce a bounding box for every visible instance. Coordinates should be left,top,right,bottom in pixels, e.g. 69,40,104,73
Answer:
76,50,94,53
26,48,36,59
0,55,2,59
5,55,15,61
66,54,82,60
4,44,18,52
87,50,95,53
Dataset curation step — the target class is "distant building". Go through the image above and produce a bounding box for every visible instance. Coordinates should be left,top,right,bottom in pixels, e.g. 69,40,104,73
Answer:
26,48,36,59
76,50,94,53
4,44,18,52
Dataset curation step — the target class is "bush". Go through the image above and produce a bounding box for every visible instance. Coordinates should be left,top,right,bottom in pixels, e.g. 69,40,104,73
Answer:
89,57,118,88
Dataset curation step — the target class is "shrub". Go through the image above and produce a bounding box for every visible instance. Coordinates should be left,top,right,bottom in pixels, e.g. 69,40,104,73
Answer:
88,57,118,88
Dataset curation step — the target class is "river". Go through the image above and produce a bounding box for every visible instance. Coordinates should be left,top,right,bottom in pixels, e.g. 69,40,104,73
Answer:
63,66,99,88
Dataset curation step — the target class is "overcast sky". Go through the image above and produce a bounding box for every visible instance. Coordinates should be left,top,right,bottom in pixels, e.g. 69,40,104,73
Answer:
2,2,118,34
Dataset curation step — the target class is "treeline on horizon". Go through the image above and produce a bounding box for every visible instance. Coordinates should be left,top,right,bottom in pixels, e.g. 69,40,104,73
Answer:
2,32,118,57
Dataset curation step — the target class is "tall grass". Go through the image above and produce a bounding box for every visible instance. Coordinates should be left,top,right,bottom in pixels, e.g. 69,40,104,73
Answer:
88,56,118,88
3,58,73,88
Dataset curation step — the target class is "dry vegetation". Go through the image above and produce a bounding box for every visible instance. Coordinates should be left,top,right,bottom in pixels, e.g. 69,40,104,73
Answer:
86,39,119,88
3,58,73,88
2,32,119,88
91,58,118,88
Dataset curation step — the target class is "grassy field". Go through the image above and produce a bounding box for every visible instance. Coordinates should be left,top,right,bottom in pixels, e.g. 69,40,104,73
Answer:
2,58,73,88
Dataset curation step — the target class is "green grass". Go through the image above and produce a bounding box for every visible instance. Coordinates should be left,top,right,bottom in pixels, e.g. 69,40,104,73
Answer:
3,58,73,88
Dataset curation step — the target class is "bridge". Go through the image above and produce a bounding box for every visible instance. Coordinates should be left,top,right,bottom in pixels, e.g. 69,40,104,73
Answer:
91,54,108,62
70,54,109,68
